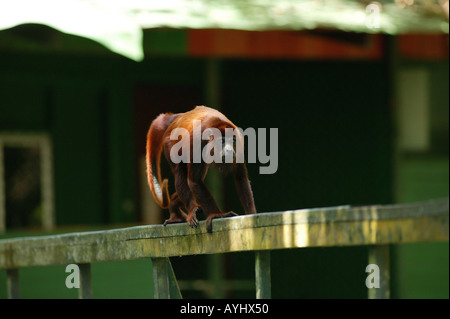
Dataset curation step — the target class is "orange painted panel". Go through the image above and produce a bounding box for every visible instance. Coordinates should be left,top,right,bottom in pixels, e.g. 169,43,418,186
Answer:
188,29,383,60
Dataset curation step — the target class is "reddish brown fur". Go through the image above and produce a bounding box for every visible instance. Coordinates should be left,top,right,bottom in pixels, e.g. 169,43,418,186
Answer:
146,106,256,232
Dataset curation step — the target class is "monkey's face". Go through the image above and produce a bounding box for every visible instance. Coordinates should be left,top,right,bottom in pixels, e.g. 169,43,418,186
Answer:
215,136,236,173
204,135,237,172
218,136,236,163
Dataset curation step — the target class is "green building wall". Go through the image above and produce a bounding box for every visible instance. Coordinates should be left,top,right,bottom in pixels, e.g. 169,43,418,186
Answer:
0,36,447,297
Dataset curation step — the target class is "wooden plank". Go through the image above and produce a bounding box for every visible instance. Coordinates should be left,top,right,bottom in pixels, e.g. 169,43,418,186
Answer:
6,268,20,299
78,263,92,299
0,199,448,269
152,257,170,299
367,245,390,299
255,251,271,299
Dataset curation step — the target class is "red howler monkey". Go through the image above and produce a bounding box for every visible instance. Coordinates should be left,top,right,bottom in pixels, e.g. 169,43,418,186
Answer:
146,105,256,233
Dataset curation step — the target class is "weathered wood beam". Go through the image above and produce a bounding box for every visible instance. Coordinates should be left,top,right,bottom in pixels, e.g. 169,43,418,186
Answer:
0,199,448,270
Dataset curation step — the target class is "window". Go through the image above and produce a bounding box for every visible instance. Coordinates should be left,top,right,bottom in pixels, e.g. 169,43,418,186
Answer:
0,134,54,232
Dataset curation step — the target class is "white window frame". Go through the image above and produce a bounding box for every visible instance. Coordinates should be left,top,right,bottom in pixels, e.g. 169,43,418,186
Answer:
0,133,54,232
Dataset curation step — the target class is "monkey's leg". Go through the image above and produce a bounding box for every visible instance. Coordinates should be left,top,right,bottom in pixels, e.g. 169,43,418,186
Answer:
187,163,238,233
163,193,188,226
234,163,257,215
173,164,199,228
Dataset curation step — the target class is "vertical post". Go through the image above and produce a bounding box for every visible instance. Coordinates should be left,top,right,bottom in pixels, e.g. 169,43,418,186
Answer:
40,136,55,231
205,58,226,298
167,258,183,299
368,245,390,299
152,257,170,299
207,254,225,298
78,263,92,299
6,269,20,299
255,251,271,299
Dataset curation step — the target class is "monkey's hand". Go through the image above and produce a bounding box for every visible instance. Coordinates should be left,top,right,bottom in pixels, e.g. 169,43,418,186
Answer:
206,211,238,233
186,206,199,228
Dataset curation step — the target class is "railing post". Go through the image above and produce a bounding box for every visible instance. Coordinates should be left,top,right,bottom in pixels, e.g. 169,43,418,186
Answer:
152,257,182,299
167,258,183,299
6,268,20,299
255,250,271,299
152,257,170,299
78,263,92,299
368,245,390,299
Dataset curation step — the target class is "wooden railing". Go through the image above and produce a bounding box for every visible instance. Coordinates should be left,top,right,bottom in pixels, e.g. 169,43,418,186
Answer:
0,198,448,299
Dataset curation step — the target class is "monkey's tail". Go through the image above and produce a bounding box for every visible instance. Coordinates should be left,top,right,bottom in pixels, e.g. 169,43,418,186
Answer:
146,113,177,209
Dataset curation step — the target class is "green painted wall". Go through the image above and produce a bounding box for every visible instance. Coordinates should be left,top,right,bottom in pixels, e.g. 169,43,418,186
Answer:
1,54,135,225
220,60,393,298
1,46,447,298
0,259,154,298
394,156,449,299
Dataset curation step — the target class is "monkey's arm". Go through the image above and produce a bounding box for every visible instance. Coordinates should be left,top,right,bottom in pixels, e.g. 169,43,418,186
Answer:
188,163,237,232
187,163,222,215
234,163,257,215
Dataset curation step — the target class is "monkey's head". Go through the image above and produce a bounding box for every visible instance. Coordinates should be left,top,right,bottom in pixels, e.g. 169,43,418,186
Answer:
218,135,236,161
203,127,238,173
215,136,237,173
